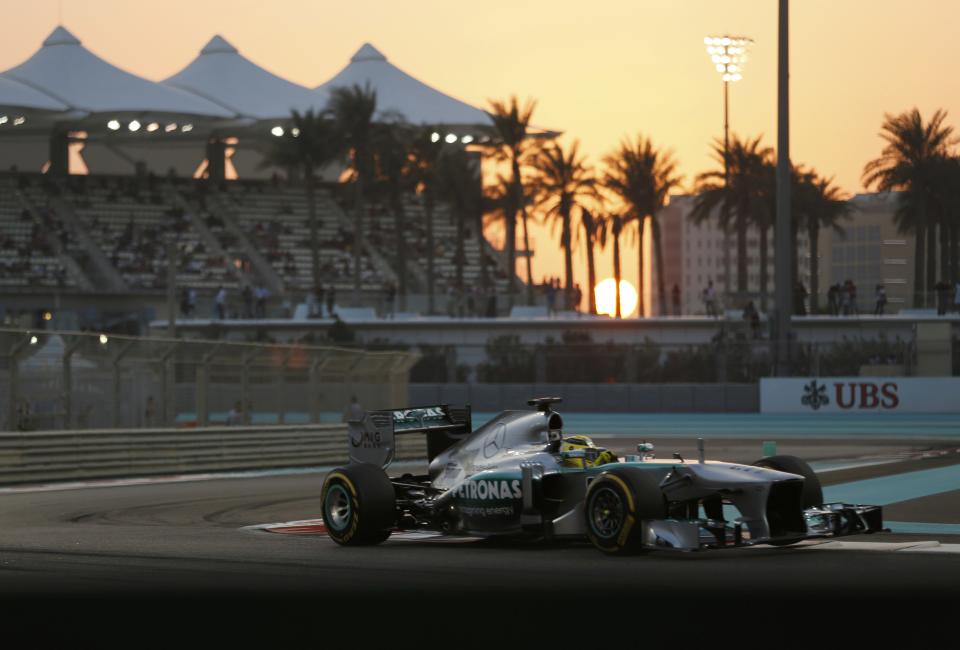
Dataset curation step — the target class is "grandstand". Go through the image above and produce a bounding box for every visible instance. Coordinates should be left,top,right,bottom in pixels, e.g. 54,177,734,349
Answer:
0,170,519,325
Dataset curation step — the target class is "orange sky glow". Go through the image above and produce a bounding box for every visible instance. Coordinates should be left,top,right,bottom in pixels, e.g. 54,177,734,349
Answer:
2,0,959,311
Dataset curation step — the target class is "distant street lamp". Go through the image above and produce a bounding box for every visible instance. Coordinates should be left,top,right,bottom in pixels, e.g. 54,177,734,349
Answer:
704,35,753,301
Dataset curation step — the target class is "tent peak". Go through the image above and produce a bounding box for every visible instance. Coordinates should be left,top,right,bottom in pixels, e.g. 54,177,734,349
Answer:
201,35,239,56
43,25,81,47
350,43,387,63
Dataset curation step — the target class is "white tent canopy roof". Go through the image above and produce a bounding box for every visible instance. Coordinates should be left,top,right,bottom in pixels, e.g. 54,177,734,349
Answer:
0,75,67,113
165,35,320,121
315,43,491,127
0,26,231,118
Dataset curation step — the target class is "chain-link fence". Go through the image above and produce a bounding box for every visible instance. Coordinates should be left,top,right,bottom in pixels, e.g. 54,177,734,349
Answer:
0,328,419,432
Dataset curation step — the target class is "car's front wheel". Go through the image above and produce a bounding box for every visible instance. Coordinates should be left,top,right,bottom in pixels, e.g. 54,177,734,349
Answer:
321,463,395,546
584,470,665,554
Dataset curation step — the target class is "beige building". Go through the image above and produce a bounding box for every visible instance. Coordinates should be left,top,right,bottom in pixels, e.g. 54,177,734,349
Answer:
657,194,810,316
817,192,913,313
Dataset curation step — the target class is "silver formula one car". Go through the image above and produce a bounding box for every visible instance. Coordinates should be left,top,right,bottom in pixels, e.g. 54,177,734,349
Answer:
320,398,883,553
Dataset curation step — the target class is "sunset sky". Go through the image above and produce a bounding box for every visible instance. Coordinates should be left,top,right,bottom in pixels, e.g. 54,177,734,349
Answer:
2,0,959,310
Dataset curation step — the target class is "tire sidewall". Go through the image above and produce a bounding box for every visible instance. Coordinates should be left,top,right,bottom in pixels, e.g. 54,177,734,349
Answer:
584,474,638,554
322,472,363,545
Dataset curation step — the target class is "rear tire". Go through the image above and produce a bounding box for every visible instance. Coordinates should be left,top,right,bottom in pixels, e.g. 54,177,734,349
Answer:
584,470,666,554
321,463,396,546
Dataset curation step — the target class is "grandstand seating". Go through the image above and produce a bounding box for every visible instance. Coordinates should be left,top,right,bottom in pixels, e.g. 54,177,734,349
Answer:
0,174,73,289
0,172,515,313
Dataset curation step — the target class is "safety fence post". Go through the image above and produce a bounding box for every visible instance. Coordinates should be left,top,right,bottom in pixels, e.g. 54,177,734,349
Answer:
112,340,135,428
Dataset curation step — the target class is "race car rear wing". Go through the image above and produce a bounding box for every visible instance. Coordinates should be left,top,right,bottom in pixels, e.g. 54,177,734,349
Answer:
348,404,472,468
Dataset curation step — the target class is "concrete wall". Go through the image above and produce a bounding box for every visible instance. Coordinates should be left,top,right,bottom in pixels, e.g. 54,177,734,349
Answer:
409,383,759,413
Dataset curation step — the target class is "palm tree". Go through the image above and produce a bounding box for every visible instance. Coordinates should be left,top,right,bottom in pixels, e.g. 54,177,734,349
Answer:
579,208,607,315
487,96,538,307
609,214,625,318
372,118,413,310
693,135,774,302
602,135,683,316
794,171,853,313
529,140,596,311
329,83,378,305
929,154,960,285
260,109,341,294
862,108,957,307
437,147,483,300
407,127,444,313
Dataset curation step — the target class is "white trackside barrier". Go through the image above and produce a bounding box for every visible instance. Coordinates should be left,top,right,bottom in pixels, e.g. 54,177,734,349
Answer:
0,424,427,485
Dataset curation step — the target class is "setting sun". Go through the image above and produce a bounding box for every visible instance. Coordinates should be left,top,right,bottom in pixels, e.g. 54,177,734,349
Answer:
595,278,638,318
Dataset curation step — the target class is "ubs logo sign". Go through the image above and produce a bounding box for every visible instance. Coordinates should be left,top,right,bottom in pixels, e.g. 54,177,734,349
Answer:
801,380,900,410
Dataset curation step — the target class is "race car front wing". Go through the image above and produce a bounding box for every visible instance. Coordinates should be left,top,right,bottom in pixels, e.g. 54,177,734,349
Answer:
640,503,884,551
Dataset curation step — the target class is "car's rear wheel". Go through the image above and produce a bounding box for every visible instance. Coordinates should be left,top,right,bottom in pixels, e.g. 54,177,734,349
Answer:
321,463,395,546
752,455,823,547
584,470,666,554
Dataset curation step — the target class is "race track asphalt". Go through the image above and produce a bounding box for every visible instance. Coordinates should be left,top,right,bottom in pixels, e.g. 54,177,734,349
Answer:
3,440,959,646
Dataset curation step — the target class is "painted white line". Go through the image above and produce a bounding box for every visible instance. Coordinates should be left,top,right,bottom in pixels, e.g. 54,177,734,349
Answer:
804,540,960,553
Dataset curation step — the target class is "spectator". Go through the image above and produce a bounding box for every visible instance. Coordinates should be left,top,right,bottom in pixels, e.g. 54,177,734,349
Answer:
827,283,839,316
573,283,583,315
702,280,718,318
935,279,951,316
384,282,396,319
144,395,157,427
242,285,253,319
794,281,808,316
255,285,269,318
343,395,364,424
486,286,498,318
874,284,887,315
742,301,761,339
316,285,326,318
840,280,852,316
545,279,556,316
326,286,336,318
671,284,681,316
214,285,227,320
226,401,244,426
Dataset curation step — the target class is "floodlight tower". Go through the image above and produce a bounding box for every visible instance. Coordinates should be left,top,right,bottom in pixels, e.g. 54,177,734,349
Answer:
704,35,752,300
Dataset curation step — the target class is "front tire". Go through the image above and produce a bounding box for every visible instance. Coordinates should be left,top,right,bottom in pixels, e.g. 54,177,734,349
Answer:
752,455,822,547
584,470,666,554
752,455,823,508
321,463,395,546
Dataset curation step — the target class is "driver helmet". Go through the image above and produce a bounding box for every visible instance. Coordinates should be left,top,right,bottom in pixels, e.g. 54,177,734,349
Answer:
559,435,617,468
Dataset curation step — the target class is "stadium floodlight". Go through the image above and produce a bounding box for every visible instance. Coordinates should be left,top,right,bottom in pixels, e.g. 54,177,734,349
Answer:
99,334,109,345
107,119,121,131
29,335,38,345
128,120,141,132
462,134,474,144
165,123,178,133
270,125,284,137
0,115,7,125
444,133,458,144
704,33,752,300
146,122,159,133
13,116,24,126
291,127,301,137
181,124,193,133
430,131,440,143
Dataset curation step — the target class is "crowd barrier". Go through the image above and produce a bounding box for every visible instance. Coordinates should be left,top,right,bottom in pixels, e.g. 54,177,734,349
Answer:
0,424,427,485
